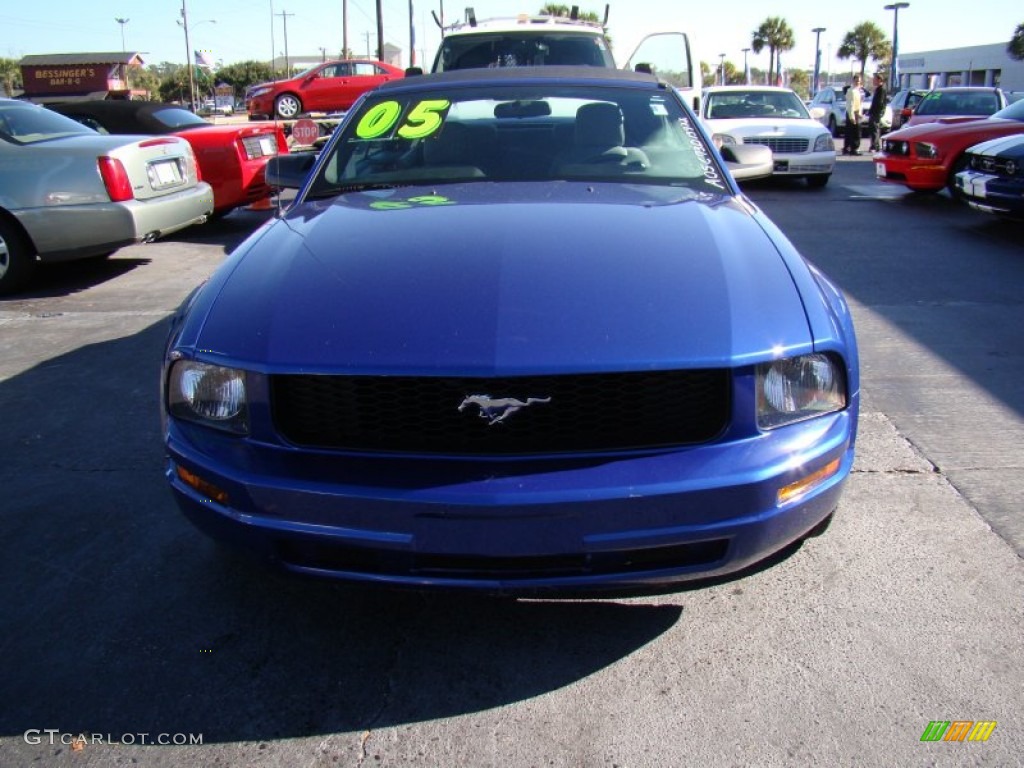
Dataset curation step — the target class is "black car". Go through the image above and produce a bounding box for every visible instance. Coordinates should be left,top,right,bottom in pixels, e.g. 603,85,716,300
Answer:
887,88,928,131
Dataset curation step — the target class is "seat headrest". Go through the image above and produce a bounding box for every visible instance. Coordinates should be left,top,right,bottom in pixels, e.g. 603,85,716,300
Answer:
575,102,624,148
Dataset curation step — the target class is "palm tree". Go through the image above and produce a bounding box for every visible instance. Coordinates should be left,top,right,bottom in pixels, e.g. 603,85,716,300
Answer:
1008,22,1024,60
837,21,890,81
751,17,795,84
0,57,22,98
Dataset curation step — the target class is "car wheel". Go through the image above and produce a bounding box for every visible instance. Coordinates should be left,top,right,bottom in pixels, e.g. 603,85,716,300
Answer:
0,217,36,296
274,94,302,120
947,155,970,197
806,174,830,189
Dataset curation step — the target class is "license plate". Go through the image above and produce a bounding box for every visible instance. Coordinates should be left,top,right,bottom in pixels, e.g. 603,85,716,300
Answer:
773,159,789,172
152,159,182,186
875,162,886,178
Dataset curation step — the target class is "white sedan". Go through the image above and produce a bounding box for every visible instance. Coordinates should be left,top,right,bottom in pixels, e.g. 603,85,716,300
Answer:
701,86,835,188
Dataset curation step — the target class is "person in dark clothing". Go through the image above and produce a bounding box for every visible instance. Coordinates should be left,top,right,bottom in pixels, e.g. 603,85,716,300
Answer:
868,73,888,152
843,75,863,155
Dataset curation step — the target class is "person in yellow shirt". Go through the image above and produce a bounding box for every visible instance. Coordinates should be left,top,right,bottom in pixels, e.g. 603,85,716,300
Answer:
843,75,863,155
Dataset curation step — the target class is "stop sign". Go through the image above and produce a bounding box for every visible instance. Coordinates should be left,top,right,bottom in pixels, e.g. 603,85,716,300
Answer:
291,118,319,145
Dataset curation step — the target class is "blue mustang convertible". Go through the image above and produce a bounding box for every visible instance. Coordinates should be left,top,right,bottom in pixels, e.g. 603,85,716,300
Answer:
162,67,859,594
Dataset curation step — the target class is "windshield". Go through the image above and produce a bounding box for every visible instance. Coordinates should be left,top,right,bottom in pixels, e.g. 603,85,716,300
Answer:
433,31,614,72
308,82,730,197
916,90,999,116
992,99,1024,121
149,106,210,130
0,101,96,145
705,90,811,120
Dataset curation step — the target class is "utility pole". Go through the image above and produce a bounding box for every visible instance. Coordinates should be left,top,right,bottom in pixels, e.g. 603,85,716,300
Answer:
180,1,195,112
343,0,349,59
276,10,295,75
408,0,415,66
269,0,277,79
376,0,385,63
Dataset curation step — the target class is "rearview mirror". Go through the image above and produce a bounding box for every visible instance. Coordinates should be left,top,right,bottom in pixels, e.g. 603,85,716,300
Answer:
266,153,318,189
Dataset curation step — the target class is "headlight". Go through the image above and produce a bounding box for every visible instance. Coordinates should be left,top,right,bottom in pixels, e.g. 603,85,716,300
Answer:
756,353,846,429
167,361,249,434
712,133,736,148
813,133,834,152
914,142,939,159
249,86,273,98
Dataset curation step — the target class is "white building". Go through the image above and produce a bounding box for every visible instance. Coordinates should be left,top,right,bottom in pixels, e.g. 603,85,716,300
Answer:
897,43,1024,91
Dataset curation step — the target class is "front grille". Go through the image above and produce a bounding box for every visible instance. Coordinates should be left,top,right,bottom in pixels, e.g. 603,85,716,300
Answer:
278,537,730,579
970,154,1019,177
744,137,809,154
271,369,731,455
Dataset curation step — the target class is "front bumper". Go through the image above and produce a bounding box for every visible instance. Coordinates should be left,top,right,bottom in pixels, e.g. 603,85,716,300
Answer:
955,170,1024,216
771,150,835,177
165,408,856,594
873,155,947,191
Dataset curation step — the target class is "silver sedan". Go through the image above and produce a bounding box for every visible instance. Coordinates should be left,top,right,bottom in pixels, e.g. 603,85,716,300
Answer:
0,99,214,295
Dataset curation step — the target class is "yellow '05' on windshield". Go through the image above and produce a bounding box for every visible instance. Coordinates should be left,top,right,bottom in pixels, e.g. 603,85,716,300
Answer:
355,100,451,140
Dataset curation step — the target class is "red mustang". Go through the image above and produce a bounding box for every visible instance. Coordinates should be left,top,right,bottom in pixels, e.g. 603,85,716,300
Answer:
874,99,1024,194
50,101,288,215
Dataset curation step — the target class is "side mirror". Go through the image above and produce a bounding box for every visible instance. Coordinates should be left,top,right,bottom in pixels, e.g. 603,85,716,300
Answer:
405,66,423,77
265,153,318,189
720,144,774,182
808,106,826,120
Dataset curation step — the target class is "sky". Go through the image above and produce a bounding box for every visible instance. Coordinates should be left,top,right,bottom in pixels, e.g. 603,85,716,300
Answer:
2,0,1021,75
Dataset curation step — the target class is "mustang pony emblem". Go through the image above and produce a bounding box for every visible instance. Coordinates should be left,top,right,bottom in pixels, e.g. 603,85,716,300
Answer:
458,395,552,425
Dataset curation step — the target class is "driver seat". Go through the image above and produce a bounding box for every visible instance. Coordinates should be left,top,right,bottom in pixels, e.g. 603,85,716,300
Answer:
553,102,649,173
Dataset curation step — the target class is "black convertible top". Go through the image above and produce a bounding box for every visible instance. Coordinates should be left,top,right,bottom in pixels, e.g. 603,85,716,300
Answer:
48,100,210,134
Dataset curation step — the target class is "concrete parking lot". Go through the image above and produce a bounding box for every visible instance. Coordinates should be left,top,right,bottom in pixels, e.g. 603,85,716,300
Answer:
0,159,1021,766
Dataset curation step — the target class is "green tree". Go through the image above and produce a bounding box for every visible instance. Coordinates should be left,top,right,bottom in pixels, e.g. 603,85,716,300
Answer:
0,57,22,97
128,67,162,100
215,60,275,101
1008,22,1024,60
539,4,601,22
837,21,890,81
787,69,810,98
751,17,795,84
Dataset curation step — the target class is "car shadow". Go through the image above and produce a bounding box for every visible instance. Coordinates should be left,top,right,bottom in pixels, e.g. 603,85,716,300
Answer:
0,256,152,301
0,318,703,744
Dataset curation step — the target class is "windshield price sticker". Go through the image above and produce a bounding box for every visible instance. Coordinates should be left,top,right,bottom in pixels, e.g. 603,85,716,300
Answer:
355,100,451,140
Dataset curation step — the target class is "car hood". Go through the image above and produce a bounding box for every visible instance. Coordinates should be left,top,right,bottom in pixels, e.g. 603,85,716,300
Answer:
189,183,815,374
704,118,828,138
963,133,1024,157
887,116,1024,142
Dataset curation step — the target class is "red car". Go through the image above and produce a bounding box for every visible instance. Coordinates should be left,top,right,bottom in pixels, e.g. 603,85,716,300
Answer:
245,60,404,120
50,101,288,215
874,99,1024,194
905,86,1012,127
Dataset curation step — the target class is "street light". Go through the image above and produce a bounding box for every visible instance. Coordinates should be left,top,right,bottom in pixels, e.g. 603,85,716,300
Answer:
177,1,216,112
811,27,826,95
115,17,129,53
741,47,750,84
718,53,726,86
884,2,909,93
